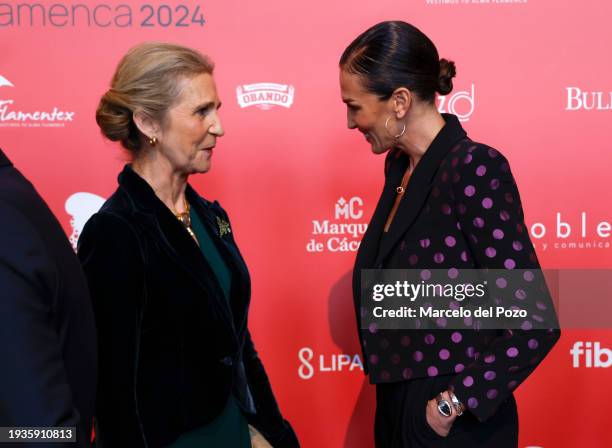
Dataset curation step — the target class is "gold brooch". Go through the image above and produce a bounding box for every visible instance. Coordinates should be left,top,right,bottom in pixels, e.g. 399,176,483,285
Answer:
216,216,231,237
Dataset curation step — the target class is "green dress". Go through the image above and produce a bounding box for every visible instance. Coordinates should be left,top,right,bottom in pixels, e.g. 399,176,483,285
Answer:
166,208,251,448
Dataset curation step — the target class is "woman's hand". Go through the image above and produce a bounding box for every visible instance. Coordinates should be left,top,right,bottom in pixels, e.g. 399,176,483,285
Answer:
425,391,457,438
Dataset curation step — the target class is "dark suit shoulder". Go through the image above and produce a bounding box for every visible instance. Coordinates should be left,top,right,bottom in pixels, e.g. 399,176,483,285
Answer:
0,202,55,288
0,166,61,243
0,198,45,246
0,164,35,202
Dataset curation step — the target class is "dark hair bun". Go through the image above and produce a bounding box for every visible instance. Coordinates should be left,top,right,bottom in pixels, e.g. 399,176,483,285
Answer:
95,90,139,151
437,59,456,95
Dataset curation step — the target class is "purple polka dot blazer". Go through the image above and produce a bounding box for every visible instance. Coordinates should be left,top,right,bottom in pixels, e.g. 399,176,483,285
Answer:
352,114,561,423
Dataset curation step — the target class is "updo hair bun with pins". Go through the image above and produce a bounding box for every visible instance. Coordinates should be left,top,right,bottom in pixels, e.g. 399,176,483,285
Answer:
437,58,457,96
95,42,214,154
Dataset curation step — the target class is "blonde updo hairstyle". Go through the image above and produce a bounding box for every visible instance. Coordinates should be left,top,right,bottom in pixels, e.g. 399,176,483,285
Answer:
96,42,214,154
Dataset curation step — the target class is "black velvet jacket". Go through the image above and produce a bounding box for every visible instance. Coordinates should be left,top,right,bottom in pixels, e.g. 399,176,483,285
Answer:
352,115,560,423
77,166,298,448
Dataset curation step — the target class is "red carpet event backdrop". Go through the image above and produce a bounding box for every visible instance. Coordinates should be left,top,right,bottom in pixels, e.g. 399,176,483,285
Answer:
2,0,611,446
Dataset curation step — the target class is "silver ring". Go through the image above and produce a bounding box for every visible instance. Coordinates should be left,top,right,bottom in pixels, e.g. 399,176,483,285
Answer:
436,393,453,417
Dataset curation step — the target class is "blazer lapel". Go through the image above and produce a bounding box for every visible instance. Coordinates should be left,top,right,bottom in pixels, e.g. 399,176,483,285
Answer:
187,188,251,334
374,114,468,266
118,166,237,337
355,150,407,272
352,151,406,361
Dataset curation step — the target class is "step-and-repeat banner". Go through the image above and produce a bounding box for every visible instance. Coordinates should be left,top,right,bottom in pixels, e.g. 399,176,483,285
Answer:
2,1,611,446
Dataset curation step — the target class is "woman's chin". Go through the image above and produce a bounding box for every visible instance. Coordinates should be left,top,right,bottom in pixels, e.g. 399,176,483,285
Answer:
371,143,389,155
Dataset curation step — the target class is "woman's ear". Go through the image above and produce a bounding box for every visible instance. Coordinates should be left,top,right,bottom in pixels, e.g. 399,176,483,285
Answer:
133,110,161,142
391,87,412,120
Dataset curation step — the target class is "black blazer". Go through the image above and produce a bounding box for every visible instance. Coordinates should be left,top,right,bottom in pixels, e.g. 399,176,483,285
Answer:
0,149,96,447
353,115,561,423
77,166,298,448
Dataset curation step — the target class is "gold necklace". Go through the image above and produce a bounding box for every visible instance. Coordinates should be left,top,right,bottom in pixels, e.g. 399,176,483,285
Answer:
396,165,413,195
174,198,199,245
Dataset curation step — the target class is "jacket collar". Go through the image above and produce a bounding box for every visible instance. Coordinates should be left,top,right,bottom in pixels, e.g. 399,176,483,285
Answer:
0,149,12,168
361,114,468,268
117,164,213,214
116,165,242,338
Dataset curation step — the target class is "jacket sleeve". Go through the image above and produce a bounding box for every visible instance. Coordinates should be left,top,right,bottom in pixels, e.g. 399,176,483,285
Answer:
77,212,146,447
0,205,89,448
243,329,300,448
447,146,561,422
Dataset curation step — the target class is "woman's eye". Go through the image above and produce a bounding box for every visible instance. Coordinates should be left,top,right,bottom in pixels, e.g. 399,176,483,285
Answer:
197,107,210,116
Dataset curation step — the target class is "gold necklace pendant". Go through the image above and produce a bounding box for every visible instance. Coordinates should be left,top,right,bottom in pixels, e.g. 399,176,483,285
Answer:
175,211,191,227
185,225,199,246
396,164,413,195
174,198,199,245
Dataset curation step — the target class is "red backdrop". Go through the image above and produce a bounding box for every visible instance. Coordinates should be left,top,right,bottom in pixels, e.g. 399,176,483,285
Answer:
2,0,611,446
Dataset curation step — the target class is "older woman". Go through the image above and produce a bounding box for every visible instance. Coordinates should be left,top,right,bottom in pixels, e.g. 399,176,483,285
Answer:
340,22,560,447
78,43,299,448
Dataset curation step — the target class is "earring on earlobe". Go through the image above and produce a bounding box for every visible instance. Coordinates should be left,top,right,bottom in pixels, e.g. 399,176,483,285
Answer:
148,136,158,146
385,116,406,139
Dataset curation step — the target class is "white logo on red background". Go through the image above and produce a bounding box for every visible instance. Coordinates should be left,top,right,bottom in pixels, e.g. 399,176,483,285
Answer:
570,341,611,368
65,192,106,251
565,87,612,111
307,197,368,253
0,75,14,87
437,84,475,122
236,83,295,110
0,74,76,127
529,212,611,251
298,347,364,380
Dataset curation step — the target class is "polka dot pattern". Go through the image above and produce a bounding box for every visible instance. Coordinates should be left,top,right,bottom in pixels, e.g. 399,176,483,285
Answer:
356,136,560,424
451,332,463,343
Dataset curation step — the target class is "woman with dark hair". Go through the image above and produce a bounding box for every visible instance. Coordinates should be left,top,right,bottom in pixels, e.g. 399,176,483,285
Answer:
78,42,299,448
340,21,560,447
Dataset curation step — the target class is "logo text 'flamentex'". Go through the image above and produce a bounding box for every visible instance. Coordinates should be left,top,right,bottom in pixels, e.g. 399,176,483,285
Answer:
0,75,76,127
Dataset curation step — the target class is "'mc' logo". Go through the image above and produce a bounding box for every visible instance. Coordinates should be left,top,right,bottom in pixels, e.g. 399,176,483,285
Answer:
236,83,295,110
65,192,106,251
307,196,368,253
570,341,611,368
438,84,475,122
335,197,364,220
